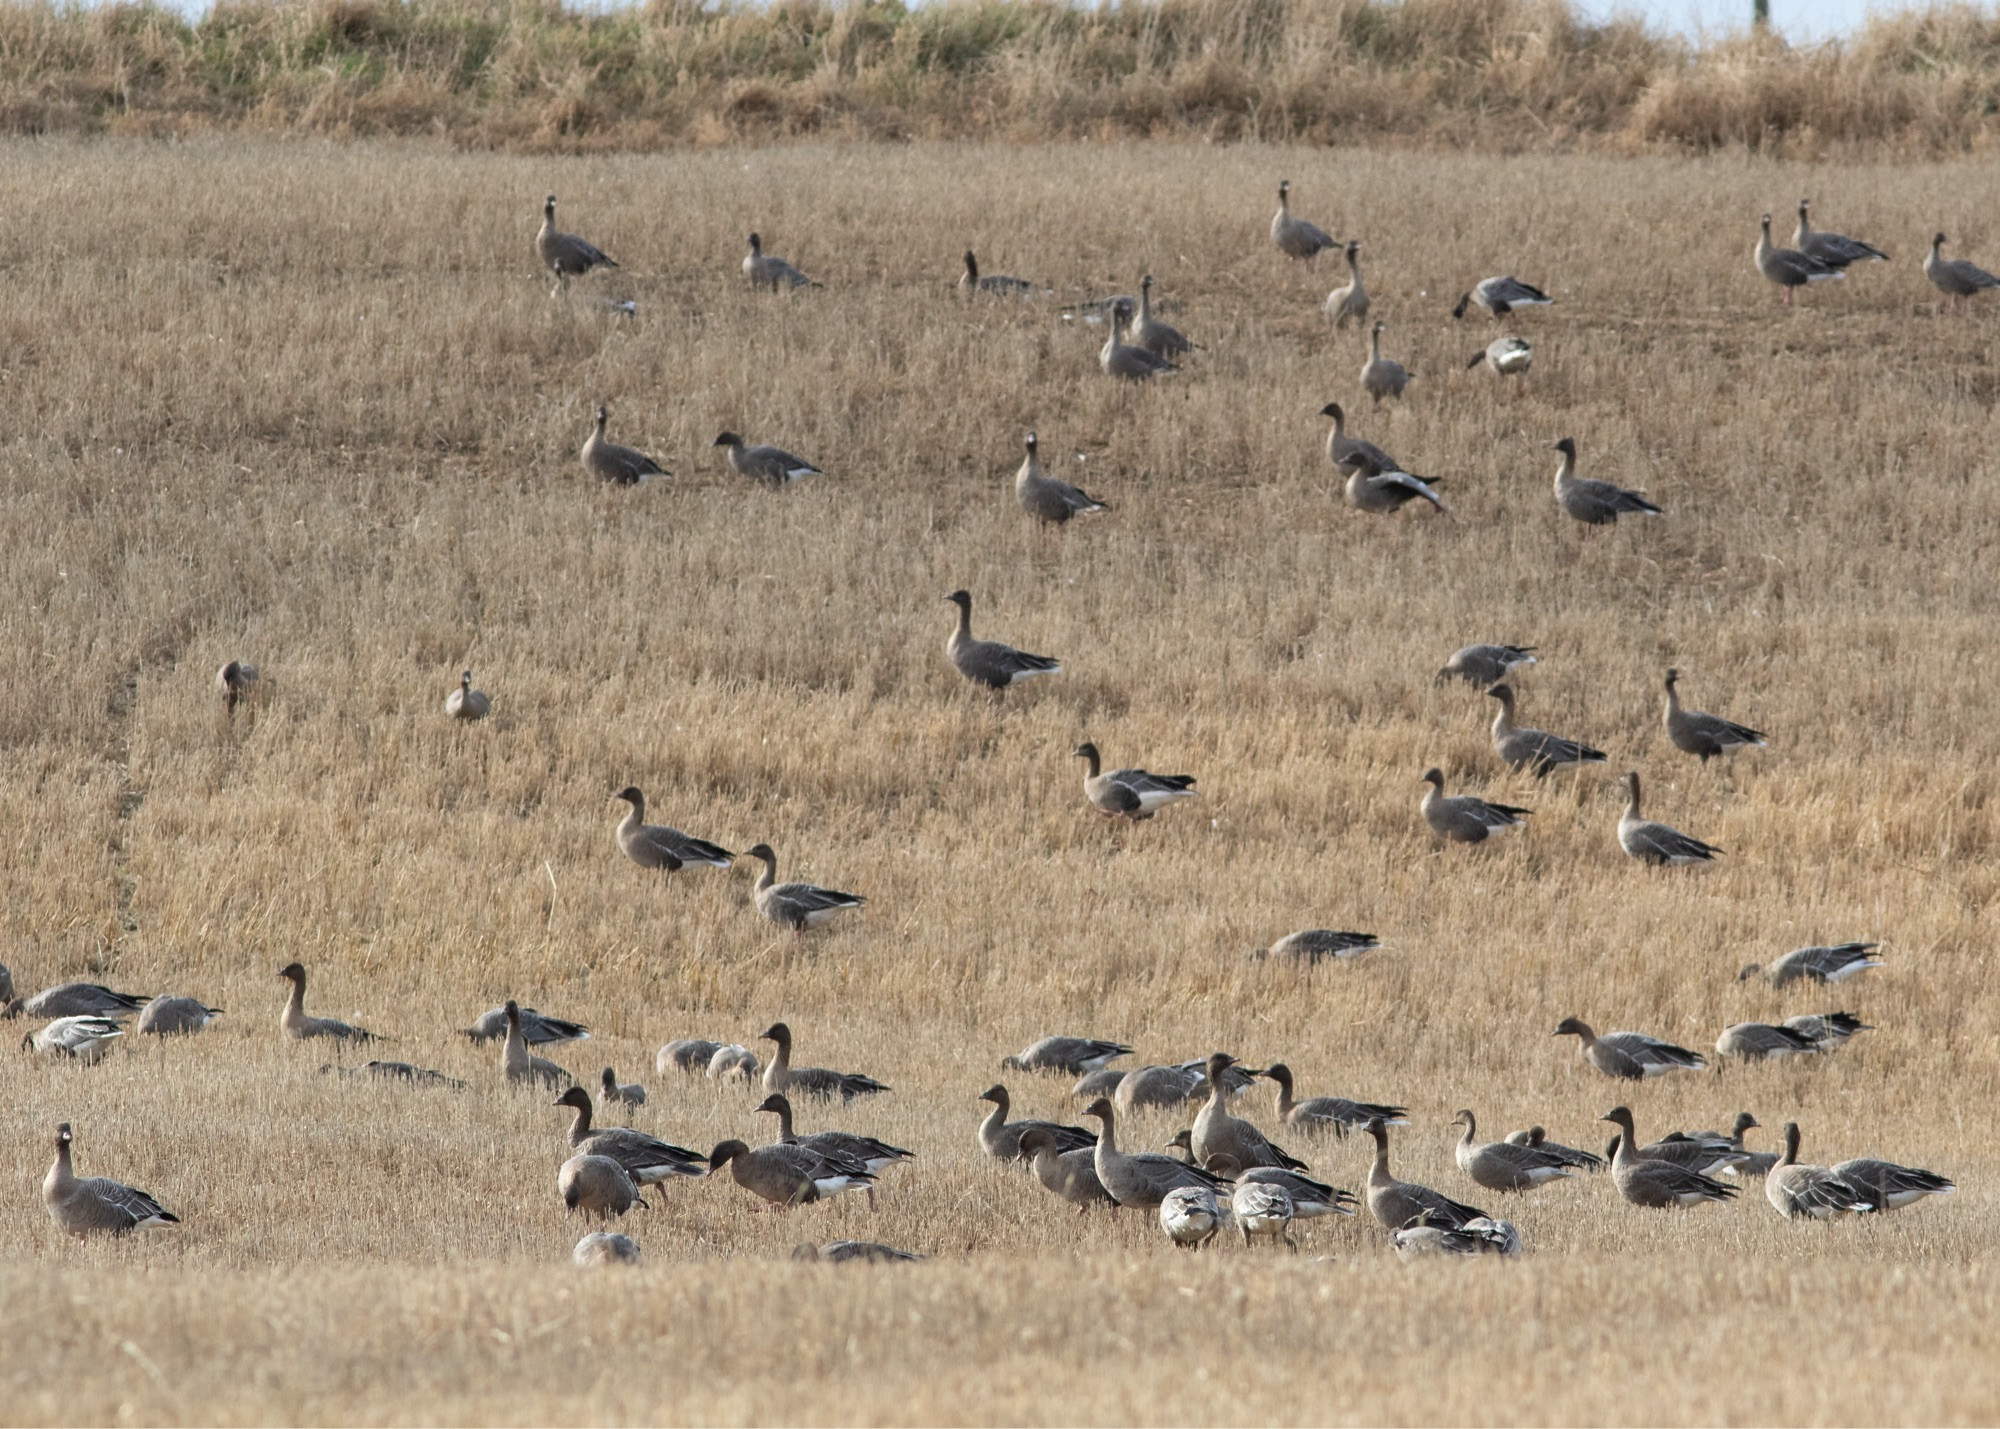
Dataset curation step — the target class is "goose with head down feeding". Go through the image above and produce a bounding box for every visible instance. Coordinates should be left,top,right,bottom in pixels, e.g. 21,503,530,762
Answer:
136,996,223,1037
1001,1036,1133,1076
1435,643,1536,687
1468,336,1532,378
1453,275,1551,319
1254,930,1380,965
1159,1184,1224,1248
1739,943,1882,987
1831,1154,1954,1212
1343,449,1448,515
215,660,259,715
23,1016,125,1063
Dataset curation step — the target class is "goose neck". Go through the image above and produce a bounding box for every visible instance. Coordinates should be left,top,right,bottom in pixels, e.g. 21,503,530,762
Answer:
567,1102,592,1144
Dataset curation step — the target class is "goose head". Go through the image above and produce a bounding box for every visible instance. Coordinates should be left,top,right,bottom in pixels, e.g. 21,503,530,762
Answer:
612,786,643,807
962,250,978,277
460,669,473,690
1259,1063,1294,1091
543,195,557,218
1421,767,1445,790
707,1140,749,1172
712,432,743,450
594,404,608,428
1318,401,1345,424
1485,683,1516,710
741,844,778,869
746,233,762,255
977,1084,1008,1106
1024,432,1037,456
757,1020,790,1045
1934,232,1949,252
1081,1097,1115,1125
1598,1106,1638,1137
944,589,972,613
1552,1016,1592,1041
276,962,306,985
1017,1128,1056,1158
1664,668,1680,690
554,1086,593,1113
1552,437,1577,458
754,1093,791,1117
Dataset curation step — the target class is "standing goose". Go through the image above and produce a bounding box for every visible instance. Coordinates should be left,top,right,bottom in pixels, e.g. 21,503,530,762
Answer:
1260,1064,1405,1138
444,669,490,721
1739,943,1882,987
743,847,865,936
23,1016,125,1063
1081,1097,1229,1210
1131,275,1195,358
1554,1017,1706,1079
1467,336,1532,378
216,660,258,715
1198,1151,1356,1220
1452,1110,1575,1193
1486,683,1606,777
1831,1155,1954,1212
1715,1021,1821,1061
713,432,821,488
1435,643,1536,687
1661,1112,1774,1177
1323,241,1368,327
536,195,617,292
136,996,222,1037
1073,742,1197,824
1755,213,1842,304
1767,1123,1873,1220
1002,1037,1133,1076
276,963,376,1043
1784,1012,1872,1050
580,406,670,485
1232,1181,1297,1249
1550,437,1662,528
554,1087,705,1186
7,982,150,1020
1420,767,1532,844
1793,200,1888,268
742,233,818,290
1364,1119,1488,1231
959,250,1031,297
707,1139,873,1208
1254,930,1380,964
613,787,733,872
757,1093,910,1209
465,1006,588,1046
977,1084,1094,1160
1013,432,1106,526
1018,1127,1116,1210
1924,232,2000,313
1617,772,1723,867
601,1068,645,1108
944,590,1060,698
1359,321,1410,404
502,1001,571,1087
1270,180,1336,265
42,1124,179,1238
760,1021,889,1102
1452,276,1552,319
1601,1108,1737,1209
1190,1053,1305,1172
1099,301,1177,381
1501,1127,1605,1172
1159,1185,1224,1248
559,1153,643,1221
1663,670,1765,762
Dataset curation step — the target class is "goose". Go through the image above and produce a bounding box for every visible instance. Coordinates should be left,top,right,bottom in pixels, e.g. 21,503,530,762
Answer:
1793,200,1888,268
707,1139,873,1207
1663,670,1765,762
1360,321,1410,404
1232,1182,1296,1248
342,1059,465,1089
1618,772,1722,867
1831,1155,1954,1212
1113,1064,1204,1112
1784,1012,1872,1050
1074,742,1197,823
1072,1067,1129,1100
1435,644,1536,687
444,669,490,721
743,232,818,290
0,962,9,1008
757,1093,909,1210
714,432,821,488
1318,401,1404,476
1554,1017,1706,1079
502,1001,570,1087
6,982,150,1020
1195,1149,1356,1219
1191,1053,1305,1171
1768,1123,1873,1220
1131,274,1195,358
1755,213,1842,304
1500,1127,1604,1172
601,1068,646,1108
1421,767,1532,844
581,405,670,485
1452,276,1551,319
760,1021,888,1102
559,1153,643,1221
960,250,1031,297
573,1231,641,1267
1452,1110,1575,1192
613,787,733,872
42,1123,179,1238
944,590,1060,698
1259,1064,1406,1137
1013,432,1106,526
22,1015,125,1063
1924,232,2000,313
1323,241,1368,327
1739,943,1882,987
1656,1112,1773,1177
1270,180,1337,264
1343,449,1448,515
536,195,617,292
1467,336,1532,378
276,963,375,1043
1364,1119,1488,1231
1099,301,1177,381
1001,1036,1133,1076
977,1084,1095,1160
1391,1216,1521,1258
1600,1108,1737,1209
744,848,865,936
1254,930,1380,964
1631,1128,1751,1178
1159,1185,1224,1248
657,1038,723,1074
135,996,222,1036
466,1006,589,1046
602,298,638,318
1487,684,1608,778
554,1087,705,1186
1019,1126,1116,1210
1081,1097,1228,1209
1550,437,1662,528
1715,1021,1821,1061
793,1240,925,1263
707,1043,760,1081
215,660,258,715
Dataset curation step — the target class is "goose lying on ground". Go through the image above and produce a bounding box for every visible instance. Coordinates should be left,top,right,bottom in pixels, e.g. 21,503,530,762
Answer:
743,232,818,290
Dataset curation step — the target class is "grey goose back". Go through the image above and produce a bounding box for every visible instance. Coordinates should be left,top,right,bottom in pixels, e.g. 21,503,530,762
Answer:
960,250,1031,297
613,786,733,872
555,1087,704,1186
1260,1063,1405,1137
743,233,818,290
1663,669,1765,761
581,406,669,485
1435,643,1536,687
714,432,821,488
1081,1097,1228,1210
466,1005,588,1046
1421,767,1531,844
1114,1058,1256,1114
1739,942,1882,987
5,981,150,1020
43,1124,179,1238
1160,1184,1224,1248
1099,301,1176,380
1198,1151,1357,1220
1715,1021,1821,1061
216,660,259,715
1190,1053,1306,1172
1767,1123,1873,1220
559,1153,643,1220
1618,772,1722,867
708,1139,873,1207
944,590,1060,697
1784,1012,1872,1050
1554,1017,1705,1078
1360,321,1410,404
1019,1126,1116,1210
1452,1109,1575,1193
1391,1216,1521,1259
760,1021,889,1102
1468,336,1532,377
1001,1036,1133,1076
573,1231,642,1267
1070,1067,1129,1100
1550,437,1661,527
1342,448,1448,515
1453,276,1551,319
743,846,865,935
1323,241,1368,327
1270,179,1337,264
277,963,376,1043
1754,213,1842,303
1648,1112,1766,1177
1792,200,1888,269
1364,1118,1489,1231
1074,742,1197,822
1014,433,1106,526
444,669,490,721
601,1067,645,1108
1602,1108,1736,1208
793,1240,925,1263
1830,1155,1954,1212
1501,1126,1605,1172
977,1083,1095,1160
536,196,617,291
1925,232,2000,313
503,1000,571,1087
23,1015,125,1063
1131,275,1195,358
1231,1181,1296,1248
1254,930,1380,964
136,995,223,1036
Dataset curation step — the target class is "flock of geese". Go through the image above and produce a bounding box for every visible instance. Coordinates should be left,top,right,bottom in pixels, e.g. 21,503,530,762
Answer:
22,179,1962,1265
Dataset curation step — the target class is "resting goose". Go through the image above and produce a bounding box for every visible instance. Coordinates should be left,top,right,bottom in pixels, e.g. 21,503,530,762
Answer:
1467,336,1532,378
1435,644,1536,687
1081,1097,1228,1210
1343,449,1448,515
555,1087,704,1186
23,1016,124,1063
1755,213,1842,304
1452,276,1552,319
714,432,821,488
536,196,617,292
1099,301,1176,381
1190,1053,1305,1171
708,1044,760,1080
1715,1021,1821,1061
135,996,222,1037
42,1123,179,1238
1617,772,1723,866
657,1038,722,1074
758,1093,911,1209
1487,683,1606,777
1501,1127,1604,1172
1832,1155,1954,1212
707,1139,873,1207
465,1006,588,1046
760,1021,889,1102
1014,433,1106,526
1554,1017,1706,1079
215,660,258,715
1260,1064,1405,1137
742,233,818,290
601,1068,645,1108
1739,943,1882,986
1001,1037,1133,1076
1019,1126,1116,1210
581,405,669,485
444,669,490,721
1365,1119,1488,1231
1452,1109,1575,1193
1793,200,1888,268
1768,1123,1873,1219
276,963,375,1043
960,250,1031,297
613,787,733,872
7,982,149,1020
1925,232,2000,313
743,848,865,937
1270,180,1336,264
1784,1012,1872,1050
1323,241,1368,327
1359,321,1410,404
1131,275,1195,358
559,1153,642,1220
573,1231,641,1266
978,1084,1095,1160
502,1001,570,1087
1421,767,1531,844
1663,670,1765,761
1255,930,1380,964
944,590,1060,698
1159,1185,1224,1248
1074,742,1196,823
1551,437,1662,527
1391,1216,1521,1258
1601,1108,1737,1209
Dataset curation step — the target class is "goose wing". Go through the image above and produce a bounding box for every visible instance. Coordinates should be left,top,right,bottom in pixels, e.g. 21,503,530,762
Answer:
1622,818,1722,864
773,880,866,915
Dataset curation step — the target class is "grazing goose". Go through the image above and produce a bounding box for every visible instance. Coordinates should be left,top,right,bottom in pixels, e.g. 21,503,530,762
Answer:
1270,180,1337,265
1343,449,1448,515
758,1093,910,1210
1739,943,1882,987
960,250,1031,297
1452,276,1552,319
215,660,258,715
744,848,865,937
466,1006,588,1046
760,1021,888,1102
707,1139,873,1208
1197,1148,1356,1219
1550,437,1662,528
1617,772,1723,867
714,432,821,488
1452,1110,1575,1193
1360,321,1410,404
573,1231,641,1267
944,590,1060,698
1013,433,1107,526
1081,1097,1228,1210
601,1068,645,1108
708,1044,760,1081
1260,1064,1405,1138
1716,1021,1822,1061
1784,1012,1872,1050
555,1087,705,1186
613,787,733,872
1755,213,1842,304
794,1240,925,1263
1113,1064,1204,1113
1323,241,1368,327
1318,401,1401,479
1554,1017,1706,1079
658,1038,723,1074
42,1124,178,1238
1072,1067,1129,1100
276,963,375,1043
1232,1181,1296,1248
1254,930,1380,964
7,982,149,1020
1191,1053,1305,1172
1099,301,1177,381
1364,1119,1488,1231
1487,683,1606,777
1159,1185,1225,1248
136,996,222,1037
1421,767,1532,844
1019,1127,1116,1210
1435,644,1536,687
1601,1109,1737,1209
1391,1216,1522,1258
1924,232,2000,313
1131,275,1195,358
536,195,617,292
1074,742,1197,823
559,1153,643,1221
444,669,490,721
1767,1123,1873,1220
1832,1155,1954,1212
1002,1037,1133,1076
1467,336,1532,378
1663,670,1765,762
1501,1127,1605,1172
1793,200,1888,268
978,1084,1095,1160
581,405,670,485
742,232,818,290
503,1002,570,1087
23,1015,125,1063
